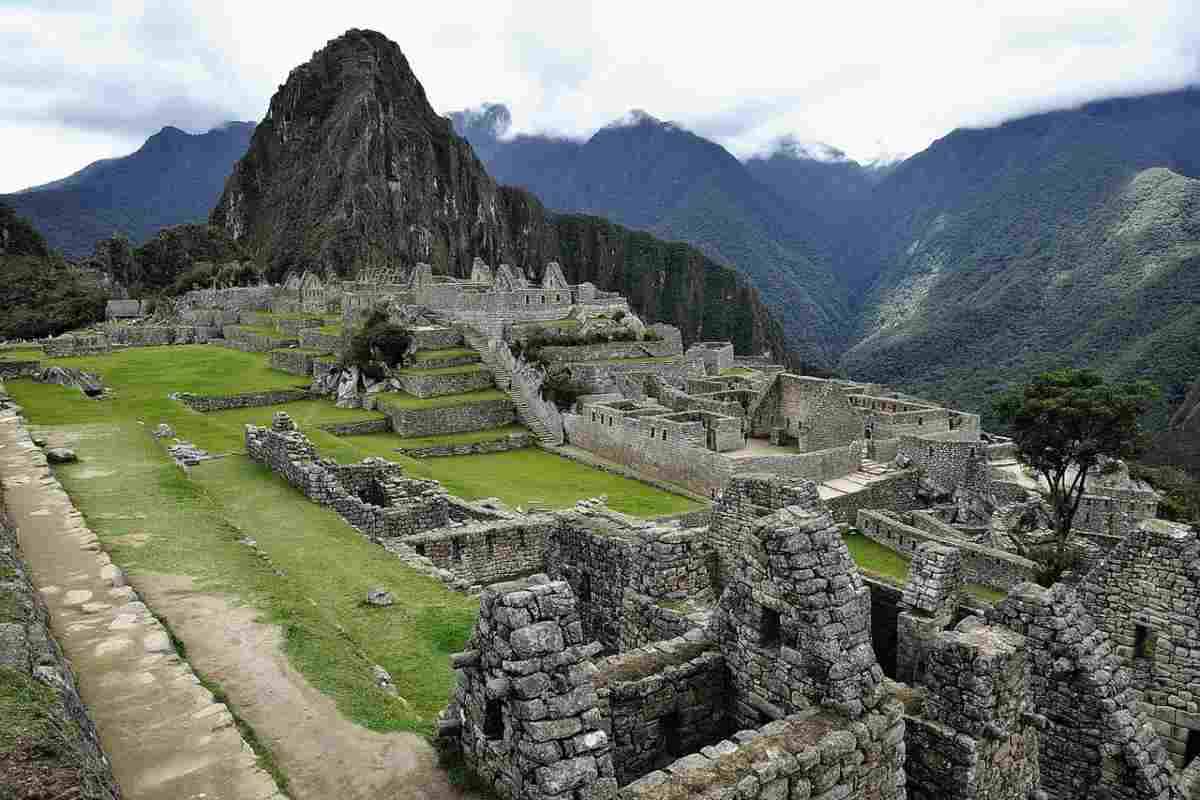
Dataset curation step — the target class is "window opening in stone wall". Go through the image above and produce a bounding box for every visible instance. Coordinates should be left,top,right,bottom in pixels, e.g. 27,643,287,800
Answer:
484,699,504,740
661,429,667,441
760,608,781,648
580,572,592,604
451,539,463,563
1186,730,1200,768
928,447,934,457
917,417,923,426
486,533,495,556
1134,624,1153,659
415,542,426,557
660,711,683,758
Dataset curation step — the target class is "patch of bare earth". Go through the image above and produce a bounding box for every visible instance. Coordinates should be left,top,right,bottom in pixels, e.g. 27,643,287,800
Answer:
136,573,465,800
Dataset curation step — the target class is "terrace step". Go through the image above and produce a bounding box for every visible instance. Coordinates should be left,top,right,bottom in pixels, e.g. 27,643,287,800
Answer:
457,326,561,447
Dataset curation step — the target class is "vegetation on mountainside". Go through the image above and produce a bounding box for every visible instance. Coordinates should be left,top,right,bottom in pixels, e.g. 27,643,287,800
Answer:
996,369,1160,582
86,224,250,297
0,204,106,339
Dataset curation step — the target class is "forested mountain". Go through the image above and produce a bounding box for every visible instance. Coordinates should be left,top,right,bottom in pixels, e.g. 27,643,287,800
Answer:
841,90,1200,428
449,106,878,368
211,29,794,363
0,204,106,339
2,122,254,257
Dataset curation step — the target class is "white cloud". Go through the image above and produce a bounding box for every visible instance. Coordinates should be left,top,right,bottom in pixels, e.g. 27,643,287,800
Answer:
2,0,1198,192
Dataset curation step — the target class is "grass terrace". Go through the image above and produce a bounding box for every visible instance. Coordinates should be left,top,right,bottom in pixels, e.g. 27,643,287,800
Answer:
0,348,46,362
372,388,507,410
408,348,477,362
225,324,296,341
393,364,487,377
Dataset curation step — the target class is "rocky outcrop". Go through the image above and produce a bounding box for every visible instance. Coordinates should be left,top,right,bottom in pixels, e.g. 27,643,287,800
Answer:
212,29,793,365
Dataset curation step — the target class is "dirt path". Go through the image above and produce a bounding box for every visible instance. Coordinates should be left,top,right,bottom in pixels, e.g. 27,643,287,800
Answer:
135,572,462,800
0,408,284,800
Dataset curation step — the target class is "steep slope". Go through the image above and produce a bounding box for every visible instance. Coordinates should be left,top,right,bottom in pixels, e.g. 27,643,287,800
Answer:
212,29,794,363
840,90,1200,428
0,204,106,338
451,107,849,367
2,122,254,257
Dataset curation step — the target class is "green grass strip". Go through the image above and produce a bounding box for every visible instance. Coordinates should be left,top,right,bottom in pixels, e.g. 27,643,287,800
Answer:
373,388,508,410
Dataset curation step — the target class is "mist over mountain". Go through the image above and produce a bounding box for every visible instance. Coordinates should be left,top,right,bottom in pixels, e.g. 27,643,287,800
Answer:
1,122,255,257
451,104,877,367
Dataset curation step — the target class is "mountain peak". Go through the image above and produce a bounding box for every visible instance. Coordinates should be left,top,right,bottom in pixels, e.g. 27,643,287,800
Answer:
447,103,512,143
604,109,677,131
766,136,850,163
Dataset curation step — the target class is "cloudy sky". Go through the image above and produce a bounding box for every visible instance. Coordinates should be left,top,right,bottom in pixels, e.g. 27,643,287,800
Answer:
3,0,1199,192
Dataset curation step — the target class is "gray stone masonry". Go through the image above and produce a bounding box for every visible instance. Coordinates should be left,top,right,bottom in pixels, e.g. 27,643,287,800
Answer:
903,619,1041,800
857,509,1036,592
709,502,886,726
619,703,907,800
590,635,728,786
371,394,517,437
988,582,1183,799
245,413,451,539
176,388,314,412
895,543,964,685
446,576,616,800
394,367,495,399
394,432,534,458
1080,519,1200,771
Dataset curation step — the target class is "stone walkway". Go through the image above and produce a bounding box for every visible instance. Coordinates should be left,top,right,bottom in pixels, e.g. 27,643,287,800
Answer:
817,458,897,501
0,407,284,800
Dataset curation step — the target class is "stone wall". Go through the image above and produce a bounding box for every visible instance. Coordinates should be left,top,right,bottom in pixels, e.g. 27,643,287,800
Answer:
176,388,313,412
394,432,534,458
988,583,1183,799
706,475,822,589
904,621,1040,800
314,418,392,436
43,334,111,357
711,503,886,725
0,481,122,800
298,328,343,352
0,359,41,379
823,469,921,524
618,592,707,652
245,414,453,540
545,519,636,653
445,577,616,800
591,637,729,786
619,704,907,800
1080,520,1200,771
898,433,989,493
857,509,1036,591
394,367,495,399
563,359,696,396
269,348,323,376
402,517,554,587
373,396,516,437
750,374,865,450
538,339,682,364
222,325,294,353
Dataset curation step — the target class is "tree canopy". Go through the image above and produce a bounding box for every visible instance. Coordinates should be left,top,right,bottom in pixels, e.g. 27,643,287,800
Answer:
995,368,1159,581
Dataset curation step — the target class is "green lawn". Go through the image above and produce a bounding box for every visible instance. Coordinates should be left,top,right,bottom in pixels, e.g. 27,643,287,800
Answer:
0,348,45,362
226,324,293,341
335,434,701,516
394,364,487,377
38,424,475,735
373,388,508,410
409,348,477,362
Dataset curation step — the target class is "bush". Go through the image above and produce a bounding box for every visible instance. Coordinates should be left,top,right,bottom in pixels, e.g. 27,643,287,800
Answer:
347,309,412,379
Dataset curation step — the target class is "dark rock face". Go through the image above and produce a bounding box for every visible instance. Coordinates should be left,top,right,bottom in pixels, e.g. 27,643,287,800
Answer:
212,29,510,279
212,29,793,365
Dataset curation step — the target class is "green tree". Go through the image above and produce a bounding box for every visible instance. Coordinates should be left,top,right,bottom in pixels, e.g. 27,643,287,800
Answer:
995,368,1159,582
346,309,412,379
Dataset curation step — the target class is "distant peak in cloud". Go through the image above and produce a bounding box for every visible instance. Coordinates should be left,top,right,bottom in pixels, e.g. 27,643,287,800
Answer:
447,102,513,142
767,135,850,163
603,109,678,131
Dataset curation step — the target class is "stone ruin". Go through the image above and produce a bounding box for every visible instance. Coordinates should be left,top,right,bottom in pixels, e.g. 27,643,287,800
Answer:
435,472,1194,800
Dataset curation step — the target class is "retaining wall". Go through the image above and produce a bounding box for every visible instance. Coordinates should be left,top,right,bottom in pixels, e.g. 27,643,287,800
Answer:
856,509,1036,591
373,396,517,437
176,388,313,412
393,367,495,399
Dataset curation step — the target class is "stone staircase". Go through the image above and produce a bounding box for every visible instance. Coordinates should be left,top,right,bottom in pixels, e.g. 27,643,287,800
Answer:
458,325,562,447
